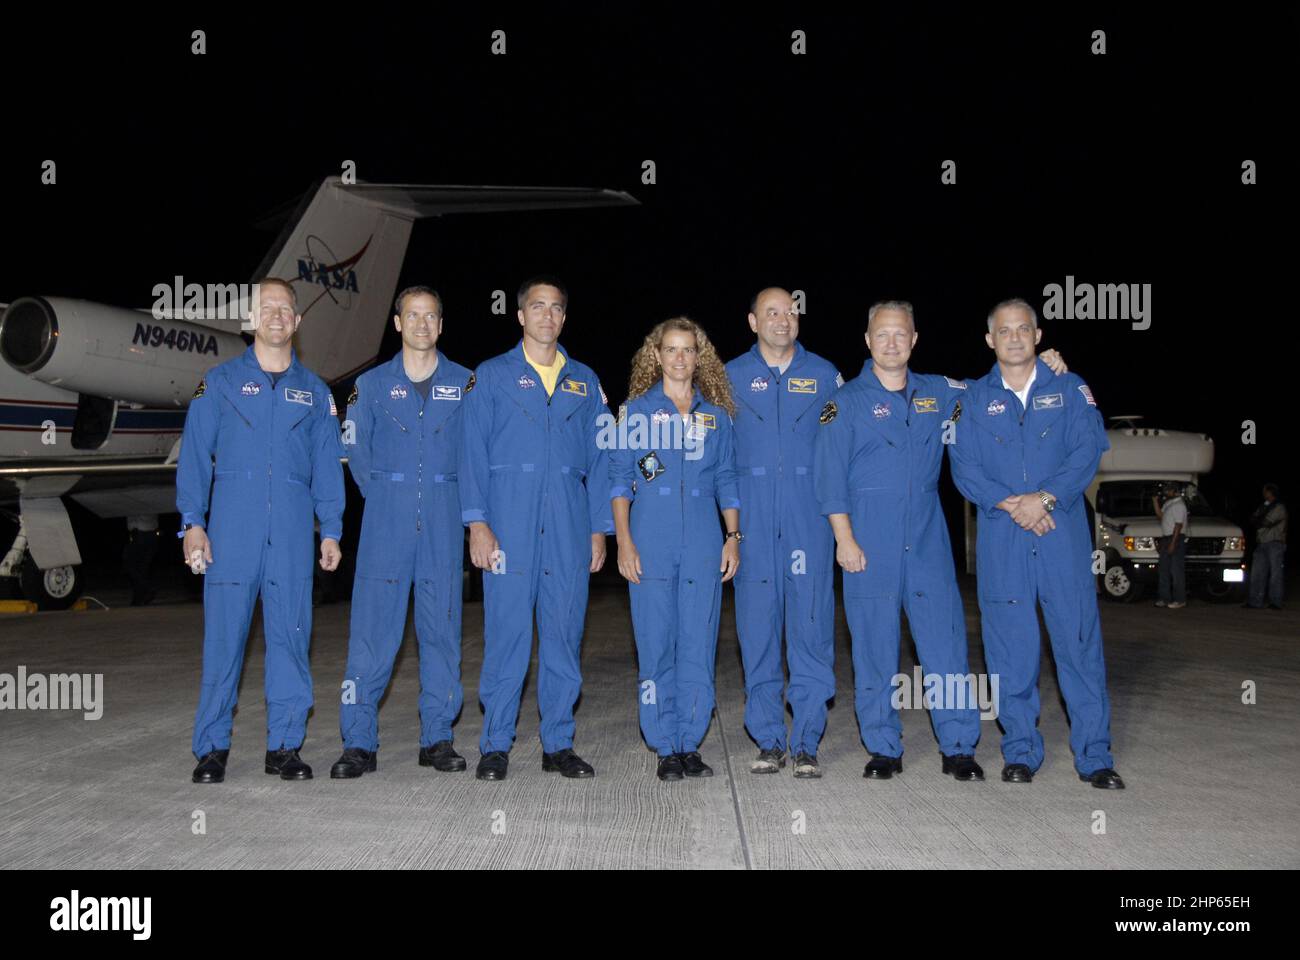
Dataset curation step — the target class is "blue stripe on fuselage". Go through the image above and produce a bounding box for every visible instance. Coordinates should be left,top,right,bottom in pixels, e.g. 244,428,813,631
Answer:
0,403,185,431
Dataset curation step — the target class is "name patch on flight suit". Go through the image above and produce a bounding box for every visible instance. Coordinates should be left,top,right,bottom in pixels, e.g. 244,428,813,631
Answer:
913,397,939,414
944,376,967,390
433,385,462,401
1032,393,1063,410
285,388,313,406
638,451,665,482
692,412,717,430
787,377,817,394
560,378,588,397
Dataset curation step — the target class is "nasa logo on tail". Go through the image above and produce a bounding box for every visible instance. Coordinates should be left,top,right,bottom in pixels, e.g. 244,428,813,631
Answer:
294,235,371,311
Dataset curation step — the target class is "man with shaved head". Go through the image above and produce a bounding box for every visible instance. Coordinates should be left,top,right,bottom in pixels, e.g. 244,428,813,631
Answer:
949,299,1122,789
724,287,842,778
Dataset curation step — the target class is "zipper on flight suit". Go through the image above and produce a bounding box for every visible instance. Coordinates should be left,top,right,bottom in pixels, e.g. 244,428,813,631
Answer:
539,360,562,542
266,372,274,548
902,386,914,584
417,401,424,533
684,399,702,550
774,369,784,543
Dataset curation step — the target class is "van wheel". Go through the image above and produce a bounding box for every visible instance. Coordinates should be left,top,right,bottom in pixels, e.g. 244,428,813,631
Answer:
1100,558,1142,603
19,554,84,610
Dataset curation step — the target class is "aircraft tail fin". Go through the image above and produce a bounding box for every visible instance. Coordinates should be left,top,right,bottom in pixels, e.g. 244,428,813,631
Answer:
253,178,637,384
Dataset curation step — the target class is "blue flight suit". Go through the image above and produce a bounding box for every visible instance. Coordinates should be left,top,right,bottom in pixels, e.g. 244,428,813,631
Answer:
814,362,981,759
609,385,740,756
724,343,840,754
339,351,474,752
178,345,344,758
459,343,613,754
948,358,1114,775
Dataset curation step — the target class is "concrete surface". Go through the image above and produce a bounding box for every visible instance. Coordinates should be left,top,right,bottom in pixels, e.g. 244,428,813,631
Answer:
1,571,1297,870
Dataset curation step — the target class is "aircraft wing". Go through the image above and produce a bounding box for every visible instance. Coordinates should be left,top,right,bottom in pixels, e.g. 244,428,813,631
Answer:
339,184,639,217
0,456,178,517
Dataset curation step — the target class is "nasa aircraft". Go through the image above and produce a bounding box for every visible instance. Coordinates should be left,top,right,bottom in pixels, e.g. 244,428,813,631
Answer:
0,177,637,607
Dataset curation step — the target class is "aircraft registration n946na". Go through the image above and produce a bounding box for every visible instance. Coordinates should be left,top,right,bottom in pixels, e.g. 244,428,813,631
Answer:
0,178,636,608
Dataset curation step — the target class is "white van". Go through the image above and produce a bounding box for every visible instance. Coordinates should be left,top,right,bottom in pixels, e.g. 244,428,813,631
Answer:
962,417,1247,602
1087,419,1246,602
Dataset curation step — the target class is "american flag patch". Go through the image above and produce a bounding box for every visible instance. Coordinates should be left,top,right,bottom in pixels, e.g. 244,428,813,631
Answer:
1079,384,1096,406
328,393,338,416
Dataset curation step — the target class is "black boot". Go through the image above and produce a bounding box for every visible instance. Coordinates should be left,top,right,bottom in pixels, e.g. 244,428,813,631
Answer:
265,747,313,780
192,749,229,784
330,748,376,779
419,741,467,772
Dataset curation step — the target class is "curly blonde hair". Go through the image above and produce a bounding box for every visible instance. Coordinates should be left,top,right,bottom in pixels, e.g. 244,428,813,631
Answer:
625,317,735,416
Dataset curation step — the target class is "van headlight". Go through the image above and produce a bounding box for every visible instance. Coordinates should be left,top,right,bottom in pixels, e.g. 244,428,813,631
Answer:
1226,536,1245,551
1123,536,1156,552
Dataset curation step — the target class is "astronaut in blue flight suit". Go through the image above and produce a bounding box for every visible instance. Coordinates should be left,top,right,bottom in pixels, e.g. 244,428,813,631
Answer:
612,318,741,781
459,277,613,782
948,298,1124,789
330,286,475,779
179,279,344,784
815,300,991,782
724,287,841,779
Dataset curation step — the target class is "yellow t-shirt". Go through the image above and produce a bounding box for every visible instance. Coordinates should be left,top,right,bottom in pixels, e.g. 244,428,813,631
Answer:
522,344,566,397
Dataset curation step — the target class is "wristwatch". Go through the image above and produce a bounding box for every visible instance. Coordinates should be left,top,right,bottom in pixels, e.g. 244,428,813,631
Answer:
1039,492,1056,513
725,530,745,543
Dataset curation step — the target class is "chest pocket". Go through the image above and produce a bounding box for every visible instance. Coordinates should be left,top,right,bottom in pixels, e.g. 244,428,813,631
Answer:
1029,402,1067,443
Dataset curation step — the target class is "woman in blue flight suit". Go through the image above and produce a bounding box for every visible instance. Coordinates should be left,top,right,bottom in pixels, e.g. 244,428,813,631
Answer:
610,318,741,781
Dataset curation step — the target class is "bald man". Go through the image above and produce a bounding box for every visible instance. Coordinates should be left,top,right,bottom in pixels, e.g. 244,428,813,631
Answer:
724,287,842,778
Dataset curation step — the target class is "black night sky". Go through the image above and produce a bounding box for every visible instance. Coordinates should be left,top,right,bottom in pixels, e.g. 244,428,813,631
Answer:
5,7,1294,568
